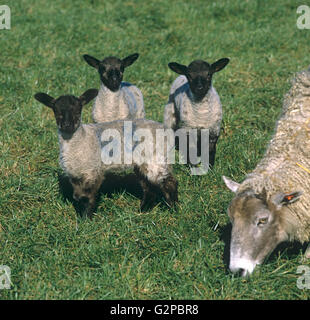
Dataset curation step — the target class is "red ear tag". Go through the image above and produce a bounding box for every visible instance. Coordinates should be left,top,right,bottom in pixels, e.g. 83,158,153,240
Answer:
285,195,294,201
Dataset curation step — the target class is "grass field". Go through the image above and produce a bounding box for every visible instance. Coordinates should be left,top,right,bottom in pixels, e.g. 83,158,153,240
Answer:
0,0,310,300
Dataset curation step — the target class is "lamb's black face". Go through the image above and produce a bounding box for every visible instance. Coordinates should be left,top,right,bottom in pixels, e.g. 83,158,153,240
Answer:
34,89,98,136
83,53,139,92
99,57,124,92
53,96,82,134
186,60,212,101
168,57,230,102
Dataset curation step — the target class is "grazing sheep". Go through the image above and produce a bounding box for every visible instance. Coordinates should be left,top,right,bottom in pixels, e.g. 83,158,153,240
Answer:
164,58,229,167
223,66,310,276
34,89,177,218
83,53,145,123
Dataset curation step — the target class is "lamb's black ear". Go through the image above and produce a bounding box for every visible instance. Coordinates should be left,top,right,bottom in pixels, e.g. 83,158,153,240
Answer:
83,54,100,69
210,58,230,73
34,93,55,109
122,53,139,68
79,89,98,106
168,62,188,75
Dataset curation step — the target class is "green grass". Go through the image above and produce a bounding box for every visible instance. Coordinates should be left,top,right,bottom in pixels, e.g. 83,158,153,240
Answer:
0,0,310,299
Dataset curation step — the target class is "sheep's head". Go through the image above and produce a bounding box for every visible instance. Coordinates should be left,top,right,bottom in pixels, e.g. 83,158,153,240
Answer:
223,176,302,276
83,53,139,92
168,58,229,101
34,89,98,136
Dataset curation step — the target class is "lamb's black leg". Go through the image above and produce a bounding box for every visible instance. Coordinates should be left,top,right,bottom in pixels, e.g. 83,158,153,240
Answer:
139,179,157,212
135,167,178,211
71,177,102,218
158,174,178,208
208,136,219,168
209,145,216,168
134,168,157,211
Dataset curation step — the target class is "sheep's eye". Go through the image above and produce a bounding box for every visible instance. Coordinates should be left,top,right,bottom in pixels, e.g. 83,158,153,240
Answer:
257,217,268,226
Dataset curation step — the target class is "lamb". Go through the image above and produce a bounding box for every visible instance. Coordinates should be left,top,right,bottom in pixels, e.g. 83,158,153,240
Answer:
34,89,178,218
164,58,229,167
223,66,310,276
83,53,145,123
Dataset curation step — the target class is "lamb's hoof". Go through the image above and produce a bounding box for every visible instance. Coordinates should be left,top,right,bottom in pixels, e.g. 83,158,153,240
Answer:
164,197,179,211
140,200,155,212
78,208,94,220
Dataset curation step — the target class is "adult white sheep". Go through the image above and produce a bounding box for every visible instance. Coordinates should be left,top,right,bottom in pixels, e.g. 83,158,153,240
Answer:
223,66,310,276
83,53,145,123
164,58,229,167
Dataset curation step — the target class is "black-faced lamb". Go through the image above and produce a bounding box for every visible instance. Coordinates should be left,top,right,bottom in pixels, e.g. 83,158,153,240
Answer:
164,58,229,167
223,66,310,276
83,53,145,123
34,89,178,218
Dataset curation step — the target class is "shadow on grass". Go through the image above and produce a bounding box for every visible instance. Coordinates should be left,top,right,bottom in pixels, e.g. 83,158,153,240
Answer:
268,241,307,262
57,170,174,217
219,223,232,273
57,171,143,217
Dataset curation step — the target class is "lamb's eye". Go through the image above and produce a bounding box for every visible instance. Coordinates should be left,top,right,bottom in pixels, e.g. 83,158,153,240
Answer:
257,217,268,226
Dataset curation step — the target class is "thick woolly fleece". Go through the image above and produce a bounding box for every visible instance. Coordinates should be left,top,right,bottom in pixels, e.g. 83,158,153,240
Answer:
164,75,222,139
59,119,172,186
92,82,145,123
237,66,310,243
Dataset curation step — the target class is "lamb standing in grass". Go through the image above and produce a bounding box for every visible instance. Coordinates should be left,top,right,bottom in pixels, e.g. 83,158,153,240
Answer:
83,53,145,123
223,66,310,276
164,58,229,167
34,89,178,218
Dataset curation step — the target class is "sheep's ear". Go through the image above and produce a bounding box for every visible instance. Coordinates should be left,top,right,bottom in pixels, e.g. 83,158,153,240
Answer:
34,93,55,109
83,54,100,69
122,53,139,68
210,58,230,73
223,176,240,193
271,191,303,209
168,62,188,75
79,89,98,106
